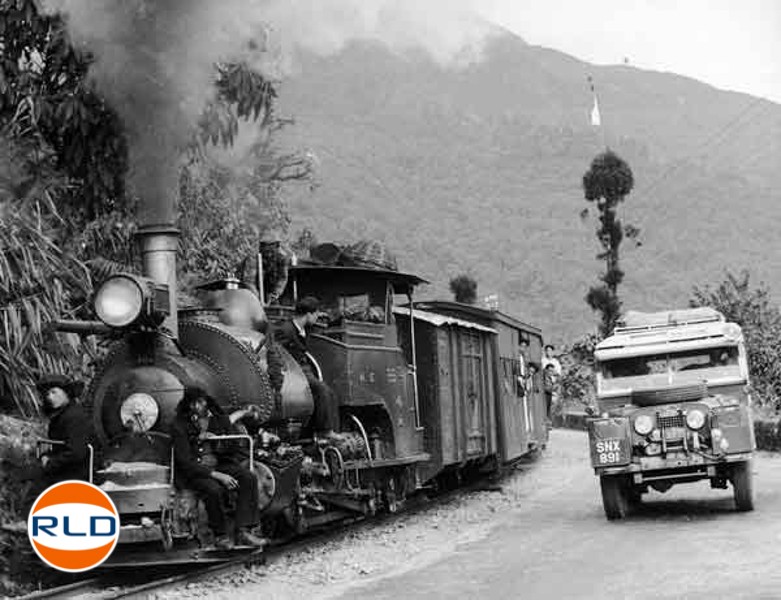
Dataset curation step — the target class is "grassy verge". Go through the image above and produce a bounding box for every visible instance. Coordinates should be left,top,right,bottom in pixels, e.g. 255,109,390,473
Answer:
0,413,53,597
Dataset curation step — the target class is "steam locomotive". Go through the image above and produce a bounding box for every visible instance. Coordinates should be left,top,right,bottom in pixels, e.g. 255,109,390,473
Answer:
51,227,548,566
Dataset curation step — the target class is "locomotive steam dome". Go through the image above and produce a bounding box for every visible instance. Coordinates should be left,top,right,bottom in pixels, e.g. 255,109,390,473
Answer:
197,277,268,333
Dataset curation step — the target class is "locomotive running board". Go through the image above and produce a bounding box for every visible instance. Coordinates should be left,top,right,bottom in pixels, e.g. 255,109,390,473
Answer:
343,452,430,469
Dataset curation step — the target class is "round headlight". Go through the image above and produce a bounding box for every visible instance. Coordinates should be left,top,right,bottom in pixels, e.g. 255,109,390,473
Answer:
634,414,654,435
686,409,706,430
120,393,159,432
95,276,144,327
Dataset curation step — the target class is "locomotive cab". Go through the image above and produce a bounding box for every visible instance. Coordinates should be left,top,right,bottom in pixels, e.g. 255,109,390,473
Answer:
273,264,429,462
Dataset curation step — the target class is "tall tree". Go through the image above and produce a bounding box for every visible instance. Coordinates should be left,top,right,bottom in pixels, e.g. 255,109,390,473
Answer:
581,150,638,336
450,274,477,304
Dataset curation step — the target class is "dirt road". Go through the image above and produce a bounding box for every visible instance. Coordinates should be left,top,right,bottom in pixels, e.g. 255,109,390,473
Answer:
167,429,781,599
332,429,781,600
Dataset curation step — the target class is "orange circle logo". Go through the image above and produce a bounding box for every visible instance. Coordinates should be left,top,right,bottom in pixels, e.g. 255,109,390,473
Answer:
28,480,120,572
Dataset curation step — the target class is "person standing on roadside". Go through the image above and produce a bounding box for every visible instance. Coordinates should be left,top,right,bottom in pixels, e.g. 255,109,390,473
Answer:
541,344,562,376
543,363,560,426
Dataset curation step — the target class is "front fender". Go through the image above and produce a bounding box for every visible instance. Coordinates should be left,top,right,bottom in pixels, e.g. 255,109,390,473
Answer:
713,403,755,454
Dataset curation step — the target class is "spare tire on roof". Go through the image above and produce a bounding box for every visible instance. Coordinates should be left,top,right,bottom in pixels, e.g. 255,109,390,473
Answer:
340,240,398,271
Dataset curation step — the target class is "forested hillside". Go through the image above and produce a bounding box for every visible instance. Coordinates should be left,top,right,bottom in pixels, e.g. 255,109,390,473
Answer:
275,31,781,342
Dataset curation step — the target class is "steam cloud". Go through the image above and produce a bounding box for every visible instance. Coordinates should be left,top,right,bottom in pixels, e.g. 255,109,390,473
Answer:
45,0,493,225
44,0,272,225
261,0,496,69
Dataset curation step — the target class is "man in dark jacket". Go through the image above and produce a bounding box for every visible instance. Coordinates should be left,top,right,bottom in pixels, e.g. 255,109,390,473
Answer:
274,296,340,436
37,374,91,481
171,388,265,549
16,375,92,519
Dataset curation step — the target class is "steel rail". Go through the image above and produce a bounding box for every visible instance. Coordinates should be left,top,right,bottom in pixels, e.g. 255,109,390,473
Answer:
14,468,516,600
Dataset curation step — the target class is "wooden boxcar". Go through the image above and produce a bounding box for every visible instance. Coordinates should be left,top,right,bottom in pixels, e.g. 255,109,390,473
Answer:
395,301,547,482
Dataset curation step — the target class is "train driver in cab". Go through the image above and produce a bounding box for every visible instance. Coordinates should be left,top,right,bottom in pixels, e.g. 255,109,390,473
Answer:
274,296,341,438
171,388,266,549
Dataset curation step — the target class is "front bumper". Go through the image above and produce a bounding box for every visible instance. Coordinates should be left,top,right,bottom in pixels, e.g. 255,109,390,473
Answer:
596,451,752,484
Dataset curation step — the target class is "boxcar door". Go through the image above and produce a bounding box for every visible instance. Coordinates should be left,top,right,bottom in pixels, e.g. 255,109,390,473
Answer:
462,331,487,457
498,355,528,460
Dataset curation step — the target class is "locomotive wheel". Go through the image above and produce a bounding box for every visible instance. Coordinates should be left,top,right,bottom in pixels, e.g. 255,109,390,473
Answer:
324,447,345,490
731,460,754,512
253,462,277,512
160,507,174,551
293,505,308,536
600,474,630,520
385,477,398,514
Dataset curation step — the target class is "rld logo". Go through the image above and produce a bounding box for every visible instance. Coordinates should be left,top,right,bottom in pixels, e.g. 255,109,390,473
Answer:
28,480,120,572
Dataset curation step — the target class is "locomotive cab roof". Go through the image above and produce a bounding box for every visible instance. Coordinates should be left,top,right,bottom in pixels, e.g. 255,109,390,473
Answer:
289,263,428,297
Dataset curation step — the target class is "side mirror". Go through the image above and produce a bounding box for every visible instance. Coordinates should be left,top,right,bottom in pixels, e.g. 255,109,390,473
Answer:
585,406,596,417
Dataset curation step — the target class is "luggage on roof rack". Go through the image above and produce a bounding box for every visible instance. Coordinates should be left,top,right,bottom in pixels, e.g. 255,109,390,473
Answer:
614,307,724,333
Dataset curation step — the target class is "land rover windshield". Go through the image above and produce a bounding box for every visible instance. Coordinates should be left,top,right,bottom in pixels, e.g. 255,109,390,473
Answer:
598,346,742,392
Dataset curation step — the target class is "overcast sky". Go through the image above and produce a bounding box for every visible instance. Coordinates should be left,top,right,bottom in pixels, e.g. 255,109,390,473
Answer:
479,0,781,103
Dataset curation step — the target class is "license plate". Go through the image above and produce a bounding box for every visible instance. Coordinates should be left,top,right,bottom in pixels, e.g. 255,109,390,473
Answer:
593,438,629,465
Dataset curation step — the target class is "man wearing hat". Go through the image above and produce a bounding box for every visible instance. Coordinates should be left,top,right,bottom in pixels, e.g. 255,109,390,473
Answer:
36,373,92,482
274,296,340,437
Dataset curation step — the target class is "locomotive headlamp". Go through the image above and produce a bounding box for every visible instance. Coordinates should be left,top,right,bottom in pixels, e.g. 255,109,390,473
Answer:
686,408,706,430
633,414,654,435
120,393,159,432
95,274,170,328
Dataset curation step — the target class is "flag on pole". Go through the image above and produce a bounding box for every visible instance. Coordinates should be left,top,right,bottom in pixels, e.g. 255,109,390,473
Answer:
588,75,601,127
590,95,601,127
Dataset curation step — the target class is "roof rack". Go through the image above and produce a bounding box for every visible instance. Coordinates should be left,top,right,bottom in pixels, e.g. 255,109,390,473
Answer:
613,307,724,334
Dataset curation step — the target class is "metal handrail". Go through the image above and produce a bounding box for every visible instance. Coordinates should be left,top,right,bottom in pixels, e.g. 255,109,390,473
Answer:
36,439,94,484
204,434,254,471
348,413,373,463
35,438,65,459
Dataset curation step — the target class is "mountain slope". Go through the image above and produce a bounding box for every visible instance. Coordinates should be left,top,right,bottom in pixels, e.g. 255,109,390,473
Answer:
276,32,781,342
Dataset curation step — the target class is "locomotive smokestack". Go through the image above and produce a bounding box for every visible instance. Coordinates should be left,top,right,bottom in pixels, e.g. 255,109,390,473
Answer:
136,224,180,337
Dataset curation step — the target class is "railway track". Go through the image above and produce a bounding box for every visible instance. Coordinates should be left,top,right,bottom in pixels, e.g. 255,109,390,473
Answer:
15,471,510,600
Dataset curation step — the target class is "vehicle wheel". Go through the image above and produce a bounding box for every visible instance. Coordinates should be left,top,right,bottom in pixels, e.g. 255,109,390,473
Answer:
628,486,643,507
160,507,174,551
600,475,629,520
731,460,754,512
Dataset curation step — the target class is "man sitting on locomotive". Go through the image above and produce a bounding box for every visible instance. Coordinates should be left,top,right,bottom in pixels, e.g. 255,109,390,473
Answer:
171,388,266,549
274,296,340,438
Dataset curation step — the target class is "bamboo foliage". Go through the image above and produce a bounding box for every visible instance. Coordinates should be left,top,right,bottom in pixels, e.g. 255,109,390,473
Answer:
0,209,92,416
